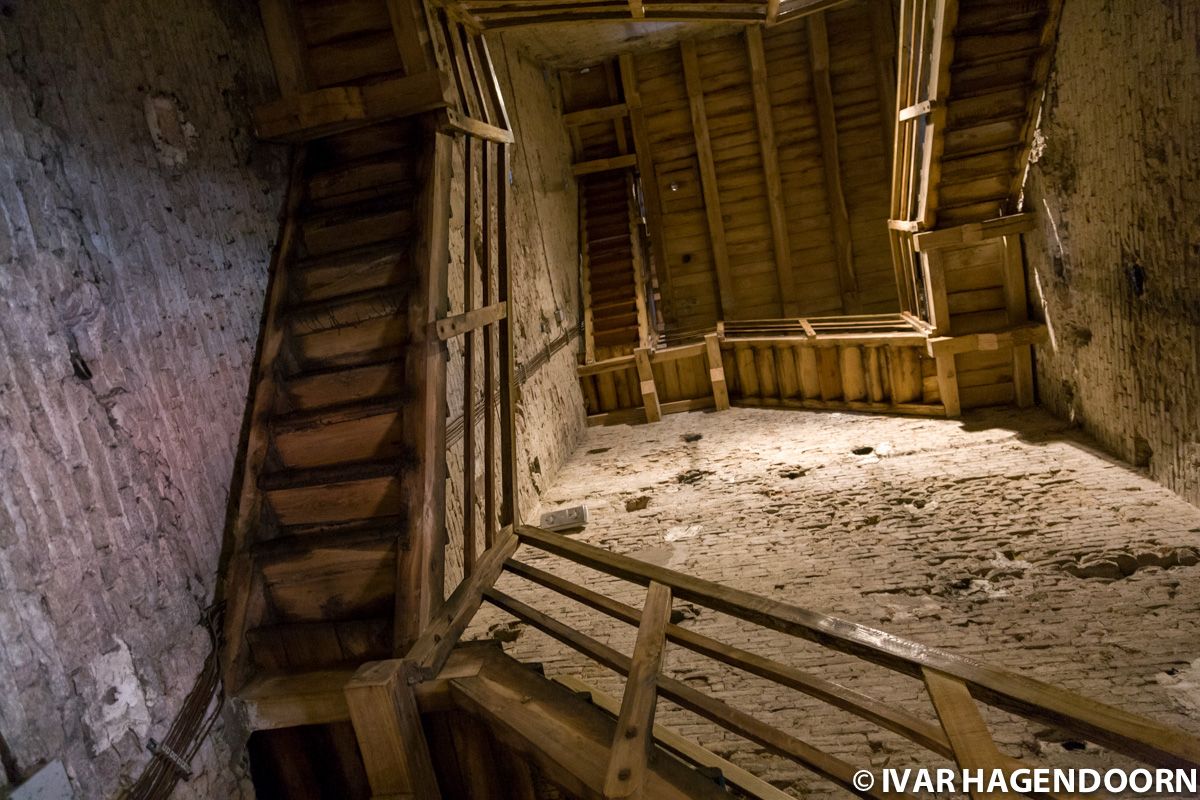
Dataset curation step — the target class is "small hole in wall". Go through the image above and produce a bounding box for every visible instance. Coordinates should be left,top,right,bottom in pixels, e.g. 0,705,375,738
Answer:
71,353,92,380
1125,262,1146,297
682,253,692,265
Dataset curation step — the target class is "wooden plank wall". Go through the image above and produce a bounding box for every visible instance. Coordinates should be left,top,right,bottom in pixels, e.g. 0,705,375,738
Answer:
626,0,899,333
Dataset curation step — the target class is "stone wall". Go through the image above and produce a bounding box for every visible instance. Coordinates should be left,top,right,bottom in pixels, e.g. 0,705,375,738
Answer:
0,1,286,797
443,36,587,588
1024,0,1200,506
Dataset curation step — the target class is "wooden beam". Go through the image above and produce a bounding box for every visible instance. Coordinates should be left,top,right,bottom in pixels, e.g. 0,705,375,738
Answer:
916,0,959,228
923,669,1022,800
562,103,628,127
634,347,661,423
253,71,451,142
572,153,638,176
704,333,730,410
766,0,781,24
912,213,1037,251
395,123,453,652
485,588,908,800
620,54,675,326
926,323,1049,359
515,524,1200,770
604,582,672,798
629,0,645,17
508,559,953,759
443,107,515,143
345,660,442,798
556,675,796,800
806,14,859,313
681,40,736,317
746,28,797,317
258,0,309,96
386,0,435,76
923,249,951,336
870,0,897,177
437,301,507,340
404,527,518,682
1006,0,1065,212
1002,235,1035,407
934,355,960,417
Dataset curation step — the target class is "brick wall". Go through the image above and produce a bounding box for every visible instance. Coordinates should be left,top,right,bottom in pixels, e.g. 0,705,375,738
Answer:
1024,0,1200,506
0,1,286,796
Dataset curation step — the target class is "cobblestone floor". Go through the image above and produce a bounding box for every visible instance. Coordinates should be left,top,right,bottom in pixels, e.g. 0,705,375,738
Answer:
469,406,1200,798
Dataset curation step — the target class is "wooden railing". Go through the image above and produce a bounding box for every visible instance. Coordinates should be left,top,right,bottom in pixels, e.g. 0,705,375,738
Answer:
396,524,1200,799
888,0,956,319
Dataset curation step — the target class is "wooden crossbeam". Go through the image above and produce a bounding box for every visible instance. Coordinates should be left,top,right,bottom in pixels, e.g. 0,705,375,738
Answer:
806,14,859,314
681,40,736,317
916,0,959,228
573,154,638,176
563,103,629,127
346,660,442,798
604,582,672,798
870,0,897,177
746,28,797,317
634,347,662,423
923,669,1022,800
259,0,309,96
1002,235,1035,407
912,213,1036,251
436,301,507,340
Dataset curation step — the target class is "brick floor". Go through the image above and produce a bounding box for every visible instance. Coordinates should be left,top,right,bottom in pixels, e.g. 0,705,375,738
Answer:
468,406,1200,798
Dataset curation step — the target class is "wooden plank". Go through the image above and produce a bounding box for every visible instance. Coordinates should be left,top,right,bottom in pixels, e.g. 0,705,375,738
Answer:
259,0,309,96
681,40,736,317
509,559,953,760
345,660,442,797
746,27,796,316
924,249,951,336
485,588,909,800
917,0,959,228
253,71,450,142
934,355,960,417
634,347,662,423
871,0,898,177
1002,234,1034,407
404,528,518,681
912,213,1037,251
557,675,796,800
807,13,859,314
562,103,629,127
604,582,672,799
923,668,1021,800
220,154,306,692
578,353,637,377
497,142,519,529
436,300,506,340
386,0,435,76
395,123,453,652
705,333,724,407
925,322,1048,358
444,108,515,143
516,524,1200,770
572,153,638,176
650,342,707,363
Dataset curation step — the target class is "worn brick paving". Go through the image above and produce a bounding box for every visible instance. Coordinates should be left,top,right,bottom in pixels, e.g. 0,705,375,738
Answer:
469,406,1200,798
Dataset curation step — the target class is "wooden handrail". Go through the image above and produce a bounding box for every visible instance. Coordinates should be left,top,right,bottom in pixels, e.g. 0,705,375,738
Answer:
515,524,1200,770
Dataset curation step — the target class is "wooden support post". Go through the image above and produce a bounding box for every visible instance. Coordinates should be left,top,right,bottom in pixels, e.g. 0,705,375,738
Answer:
917,0,959,228
634,347,661,423
923,250,950,336
628,173,652,348
746,28,798,317
1002,234,1035,407
604,582,672,799
704,333,730,411
346,660,442,798
497,142,519,529
870,0,898,178
482,141,497,549
620,54,675,325
923,668,1022,800
935,355,960,417
681,40,736,318
386,0,435,77
259,0,309,96
462,135,478,578
807,14,859,314
396,123,452,652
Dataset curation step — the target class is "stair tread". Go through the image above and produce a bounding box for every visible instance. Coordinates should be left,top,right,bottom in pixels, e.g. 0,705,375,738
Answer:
254,514,408,560
273,393,406,433
260,458,407,492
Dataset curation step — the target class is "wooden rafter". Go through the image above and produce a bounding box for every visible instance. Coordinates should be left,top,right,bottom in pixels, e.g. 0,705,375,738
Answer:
745,27,796,317
806,12,859,313
681,40,736,318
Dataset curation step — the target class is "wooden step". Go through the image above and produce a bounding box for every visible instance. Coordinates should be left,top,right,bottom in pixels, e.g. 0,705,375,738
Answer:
284,359,407,411
247,618,392,671
307,152,416,210
287,284,408,334
300,196,414,258
260,537,398,622
273,398,408,470
291,313,409,371
262,461,406,527
293,243,410,303
253,514,408,561
237,668,356,730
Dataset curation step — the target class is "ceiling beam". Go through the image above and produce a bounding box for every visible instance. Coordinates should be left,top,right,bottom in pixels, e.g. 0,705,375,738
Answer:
681,40,736,318
806,12,859,314
745,27,797,317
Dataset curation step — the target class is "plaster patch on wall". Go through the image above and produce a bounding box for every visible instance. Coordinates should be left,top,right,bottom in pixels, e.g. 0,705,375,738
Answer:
80,639,150,755
144,95,197,168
